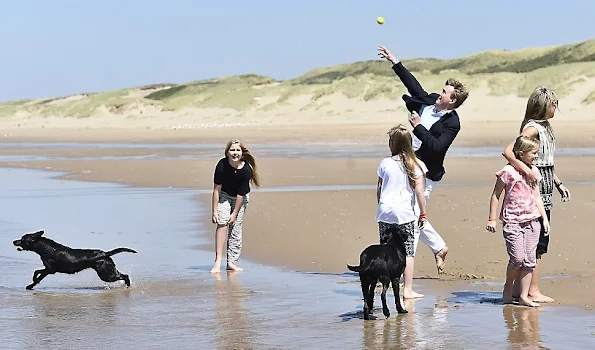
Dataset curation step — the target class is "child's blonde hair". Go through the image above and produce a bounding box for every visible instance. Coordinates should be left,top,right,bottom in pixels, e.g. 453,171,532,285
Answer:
512,135,540,160
225,139,261,187
387,124,422,189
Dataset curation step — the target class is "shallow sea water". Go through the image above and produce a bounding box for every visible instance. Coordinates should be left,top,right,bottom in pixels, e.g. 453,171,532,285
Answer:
0,168,594,349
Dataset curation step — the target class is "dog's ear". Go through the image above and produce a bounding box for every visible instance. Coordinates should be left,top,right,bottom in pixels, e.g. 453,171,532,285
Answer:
34,230,44,236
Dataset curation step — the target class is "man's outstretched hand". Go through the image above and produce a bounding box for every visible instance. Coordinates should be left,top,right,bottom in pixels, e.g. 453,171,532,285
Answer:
378,46,398,64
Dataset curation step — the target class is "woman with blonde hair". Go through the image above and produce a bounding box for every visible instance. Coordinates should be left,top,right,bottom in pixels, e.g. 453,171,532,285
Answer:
376,124,428,299
501,86,570,302
210,139,261,273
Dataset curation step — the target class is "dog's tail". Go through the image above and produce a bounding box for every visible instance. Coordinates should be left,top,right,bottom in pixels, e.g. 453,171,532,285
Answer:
346,254,373,273
104,248,137,257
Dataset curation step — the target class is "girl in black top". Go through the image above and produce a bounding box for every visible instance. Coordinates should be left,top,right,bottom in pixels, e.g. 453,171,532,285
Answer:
210,140,260,273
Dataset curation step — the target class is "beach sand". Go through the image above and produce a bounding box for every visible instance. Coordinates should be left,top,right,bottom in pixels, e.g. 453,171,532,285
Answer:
1,122,594,311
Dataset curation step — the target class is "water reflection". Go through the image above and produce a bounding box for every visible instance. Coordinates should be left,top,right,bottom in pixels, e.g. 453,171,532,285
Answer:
213,272,256,350
503,306,542,349
25,289,132,348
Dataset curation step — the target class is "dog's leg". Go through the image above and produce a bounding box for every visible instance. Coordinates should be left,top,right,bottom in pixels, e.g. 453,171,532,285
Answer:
120,274,131,287
361,278,370,320
27,268,52,290
392,276,408,314
32,269,44,281
94,259,131,287
380,278,390,319
367,279,377,315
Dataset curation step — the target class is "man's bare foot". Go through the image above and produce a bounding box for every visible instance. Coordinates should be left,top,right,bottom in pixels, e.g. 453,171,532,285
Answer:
529,292,554,303
519,297,540,307
435,246,448,274
403,291,424,299
227,262,244,272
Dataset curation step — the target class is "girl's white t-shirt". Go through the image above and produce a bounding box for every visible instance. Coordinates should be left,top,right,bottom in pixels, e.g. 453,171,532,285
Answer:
376,156,426,224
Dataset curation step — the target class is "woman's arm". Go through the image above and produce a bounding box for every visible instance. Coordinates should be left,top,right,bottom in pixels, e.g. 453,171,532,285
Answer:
553,173,571,202
502,127,539,185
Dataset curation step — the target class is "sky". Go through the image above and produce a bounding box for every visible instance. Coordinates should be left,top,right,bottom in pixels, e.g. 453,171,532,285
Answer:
0,0,594,102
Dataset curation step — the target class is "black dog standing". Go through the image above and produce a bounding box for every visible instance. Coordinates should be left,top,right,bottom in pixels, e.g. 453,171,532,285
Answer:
13,230,137,290
347,227,408,320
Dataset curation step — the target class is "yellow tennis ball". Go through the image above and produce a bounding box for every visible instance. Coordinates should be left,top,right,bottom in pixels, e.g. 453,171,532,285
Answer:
377,17,385,25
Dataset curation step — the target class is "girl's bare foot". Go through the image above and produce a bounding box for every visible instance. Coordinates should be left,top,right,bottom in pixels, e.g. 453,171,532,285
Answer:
519,297,540,307
210,260,222,273
227,262,244,272
403,291,424,299
529,292,554,303
502,283,515,304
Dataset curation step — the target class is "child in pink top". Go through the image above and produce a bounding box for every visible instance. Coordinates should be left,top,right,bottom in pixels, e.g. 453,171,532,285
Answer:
487,136,550,307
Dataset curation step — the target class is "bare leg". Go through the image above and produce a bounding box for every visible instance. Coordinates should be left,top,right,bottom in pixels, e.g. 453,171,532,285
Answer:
528,256,554,303
402,257,424,299
210,225,228,273
503,265,520,304
519,269,540,307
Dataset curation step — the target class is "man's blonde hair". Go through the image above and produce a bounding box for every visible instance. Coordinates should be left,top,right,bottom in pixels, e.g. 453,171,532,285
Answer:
445,78,469,108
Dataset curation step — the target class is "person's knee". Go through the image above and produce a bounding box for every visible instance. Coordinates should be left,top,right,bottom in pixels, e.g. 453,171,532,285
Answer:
508,256,524,269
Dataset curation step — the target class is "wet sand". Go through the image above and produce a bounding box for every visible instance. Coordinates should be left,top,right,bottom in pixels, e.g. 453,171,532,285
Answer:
1,168,594,349
0,139,594,312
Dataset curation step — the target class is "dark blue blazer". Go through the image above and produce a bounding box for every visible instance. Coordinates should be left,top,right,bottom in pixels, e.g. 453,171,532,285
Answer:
392,62,461,182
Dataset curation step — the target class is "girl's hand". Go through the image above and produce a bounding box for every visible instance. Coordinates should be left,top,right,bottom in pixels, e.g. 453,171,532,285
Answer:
542,220,550,236
228,213,238,226
557,184,571,202
418,213,427,229
212,213,218,224
486,220,497,233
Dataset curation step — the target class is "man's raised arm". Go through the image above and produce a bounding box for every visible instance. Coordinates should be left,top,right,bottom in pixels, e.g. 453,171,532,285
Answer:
378,45,429,98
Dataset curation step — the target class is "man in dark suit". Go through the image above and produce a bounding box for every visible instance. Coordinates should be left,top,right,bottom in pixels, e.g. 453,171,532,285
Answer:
379,45,469,276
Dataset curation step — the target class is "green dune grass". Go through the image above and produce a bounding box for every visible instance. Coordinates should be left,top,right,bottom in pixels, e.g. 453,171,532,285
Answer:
2,39,594,118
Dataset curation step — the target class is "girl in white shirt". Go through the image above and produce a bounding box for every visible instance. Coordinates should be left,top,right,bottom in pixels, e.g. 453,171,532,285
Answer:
377,124,428,299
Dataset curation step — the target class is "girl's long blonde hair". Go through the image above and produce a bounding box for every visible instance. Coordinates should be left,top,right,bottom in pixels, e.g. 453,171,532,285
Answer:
519,86,558,139
225,140,261,187
387,124,422,189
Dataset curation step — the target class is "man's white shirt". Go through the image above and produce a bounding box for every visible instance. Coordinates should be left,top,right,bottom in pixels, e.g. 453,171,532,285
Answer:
411,105,451,151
